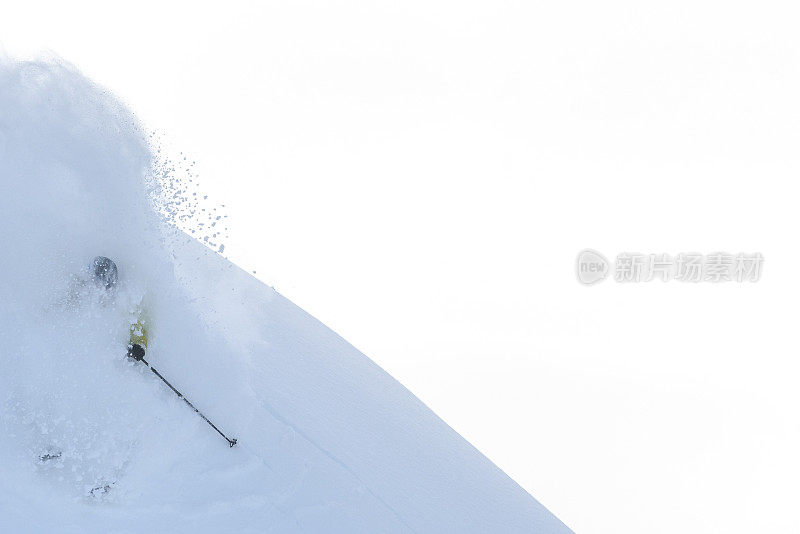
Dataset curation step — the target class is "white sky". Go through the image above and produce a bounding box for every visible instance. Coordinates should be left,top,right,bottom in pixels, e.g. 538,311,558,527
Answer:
3,2,800,532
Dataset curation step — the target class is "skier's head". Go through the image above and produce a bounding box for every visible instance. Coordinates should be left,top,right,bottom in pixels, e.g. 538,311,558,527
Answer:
92,256,118,290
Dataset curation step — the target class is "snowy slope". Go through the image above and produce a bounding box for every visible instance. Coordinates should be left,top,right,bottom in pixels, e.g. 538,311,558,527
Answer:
0,56,571,533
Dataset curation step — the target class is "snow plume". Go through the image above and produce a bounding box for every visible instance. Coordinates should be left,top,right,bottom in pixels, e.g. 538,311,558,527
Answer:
148,140,231,255
0,56,177,500
0,56,570,532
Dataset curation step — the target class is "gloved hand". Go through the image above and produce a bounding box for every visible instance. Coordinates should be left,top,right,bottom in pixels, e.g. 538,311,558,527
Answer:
127,343,146,361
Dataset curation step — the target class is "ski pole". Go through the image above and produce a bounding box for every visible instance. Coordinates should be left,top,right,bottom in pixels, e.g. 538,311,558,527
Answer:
135,354,238,447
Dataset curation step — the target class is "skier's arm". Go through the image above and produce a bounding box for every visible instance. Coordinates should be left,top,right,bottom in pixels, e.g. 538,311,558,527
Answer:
127,311,149,361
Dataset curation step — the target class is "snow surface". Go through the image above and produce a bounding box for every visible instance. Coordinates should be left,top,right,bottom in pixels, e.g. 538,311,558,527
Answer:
0,56,571,533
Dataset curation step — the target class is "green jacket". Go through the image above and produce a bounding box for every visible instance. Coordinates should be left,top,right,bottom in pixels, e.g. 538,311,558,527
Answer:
129,311,149,349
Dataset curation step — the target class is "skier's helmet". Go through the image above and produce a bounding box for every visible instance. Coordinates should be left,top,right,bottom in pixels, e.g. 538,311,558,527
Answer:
92,256,118,289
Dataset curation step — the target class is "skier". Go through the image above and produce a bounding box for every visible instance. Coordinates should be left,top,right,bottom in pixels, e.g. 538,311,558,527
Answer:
89,256,149,361
41,256,231,489
40,257,146,476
